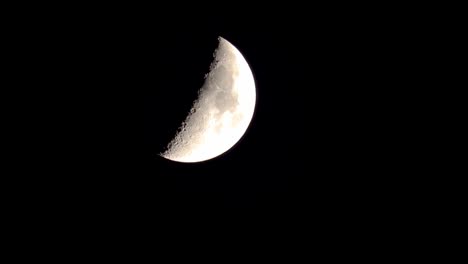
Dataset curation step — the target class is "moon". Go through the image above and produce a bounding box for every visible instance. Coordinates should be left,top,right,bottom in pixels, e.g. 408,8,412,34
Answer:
160,37,256,163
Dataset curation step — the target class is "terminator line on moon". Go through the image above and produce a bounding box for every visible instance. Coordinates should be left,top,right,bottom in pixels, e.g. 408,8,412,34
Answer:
160,37,256,163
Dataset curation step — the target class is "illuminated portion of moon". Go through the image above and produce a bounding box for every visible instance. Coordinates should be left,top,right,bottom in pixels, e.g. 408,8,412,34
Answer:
160,37,256,163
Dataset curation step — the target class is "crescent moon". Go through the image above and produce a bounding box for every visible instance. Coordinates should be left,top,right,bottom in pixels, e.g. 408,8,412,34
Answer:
160,37,256,163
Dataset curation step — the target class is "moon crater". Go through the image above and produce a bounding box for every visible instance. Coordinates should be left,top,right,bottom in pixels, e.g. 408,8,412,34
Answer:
160,37,256,163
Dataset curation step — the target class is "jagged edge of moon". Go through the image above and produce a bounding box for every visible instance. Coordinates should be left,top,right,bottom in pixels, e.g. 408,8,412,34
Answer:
159,38,229,158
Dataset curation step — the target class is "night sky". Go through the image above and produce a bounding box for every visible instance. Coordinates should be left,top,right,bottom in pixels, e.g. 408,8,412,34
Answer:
23,19,398,215
138,27,398,211
10,7,421,241
144,31,306,209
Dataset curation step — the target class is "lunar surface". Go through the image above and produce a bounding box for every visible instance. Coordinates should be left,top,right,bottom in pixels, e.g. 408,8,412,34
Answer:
160,37,256,163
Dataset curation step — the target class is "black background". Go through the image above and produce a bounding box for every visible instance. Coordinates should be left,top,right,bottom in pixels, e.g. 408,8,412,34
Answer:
143,30,306,209
5,5,442,250
138,27,391,210
14,9,411,217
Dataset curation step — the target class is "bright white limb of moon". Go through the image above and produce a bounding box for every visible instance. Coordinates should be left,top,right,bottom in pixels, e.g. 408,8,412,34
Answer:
160,37,256,163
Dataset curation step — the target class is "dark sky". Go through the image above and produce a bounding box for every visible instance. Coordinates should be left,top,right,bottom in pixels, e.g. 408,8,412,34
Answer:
22,17,401,214
137,27,400,211
89,27,385,211
10,7,424,238
22,25,309,213
144,31,306,209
